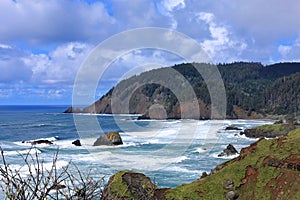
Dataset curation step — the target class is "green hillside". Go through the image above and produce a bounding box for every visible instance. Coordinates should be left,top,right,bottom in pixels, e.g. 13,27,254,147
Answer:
66,62,300,119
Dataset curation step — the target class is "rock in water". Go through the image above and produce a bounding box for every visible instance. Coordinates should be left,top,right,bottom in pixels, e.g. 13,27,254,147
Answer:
72,139,81,146
101,171,157,200
218,144,238,157
93,132,123,146
23,139,53,145
225,125,242,130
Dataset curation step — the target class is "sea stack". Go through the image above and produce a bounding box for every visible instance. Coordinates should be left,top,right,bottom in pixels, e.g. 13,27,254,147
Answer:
93,132,123,146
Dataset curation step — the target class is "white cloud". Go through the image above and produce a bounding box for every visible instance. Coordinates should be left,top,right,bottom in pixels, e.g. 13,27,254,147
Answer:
1,0,300,103
0,41,94,91
0,44,12,49
0,0,114,44
161,0,185,12
196,12,247,62
156,0,186,29
278,45,292,58
278,38,300,62
0,45,33,82
23,42,94,85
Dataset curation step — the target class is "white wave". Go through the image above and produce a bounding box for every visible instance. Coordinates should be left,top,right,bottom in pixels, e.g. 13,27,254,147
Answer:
81,152,189,171
211,152,239,159
194,147,207,154
14,136,59,147
4,148,41,156
164,166,202,174
1,160,69,177
73,113,141,117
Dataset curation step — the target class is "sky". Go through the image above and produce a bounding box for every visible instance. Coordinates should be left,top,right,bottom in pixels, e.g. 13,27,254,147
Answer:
0,0,300,105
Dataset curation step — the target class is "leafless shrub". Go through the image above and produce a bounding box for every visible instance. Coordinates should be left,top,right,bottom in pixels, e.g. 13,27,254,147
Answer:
0,147,104,199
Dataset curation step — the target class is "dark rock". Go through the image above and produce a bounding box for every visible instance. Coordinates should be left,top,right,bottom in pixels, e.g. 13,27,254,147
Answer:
274,120,283,124
218,144,238,157
137,114,151,120
226,191,239,200
72,139,81,146
29,139,53,145
262,155,300,172
93,132,123,146
224,179,235,190
211,164,225,174
225,125,242,130
63,106,81,113
200,172,208,179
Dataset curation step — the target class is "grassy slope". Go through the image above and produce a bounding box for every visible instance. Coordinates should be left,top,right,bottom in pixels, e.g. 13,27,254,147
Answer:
166,127,300,199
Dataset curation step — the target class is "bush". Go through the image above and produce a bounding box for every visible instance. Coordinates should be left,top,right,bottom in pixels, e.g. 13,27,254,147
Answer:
0,147,103,199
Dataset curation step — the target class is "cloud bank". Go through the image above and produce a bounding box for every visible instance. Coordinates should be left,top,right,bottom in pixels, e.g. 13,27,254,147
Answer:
0,0,299,104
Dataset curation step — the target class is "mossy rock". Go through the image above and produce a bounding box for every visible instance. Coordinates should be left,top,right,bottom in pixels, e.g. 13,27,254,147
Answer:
101,170,157,200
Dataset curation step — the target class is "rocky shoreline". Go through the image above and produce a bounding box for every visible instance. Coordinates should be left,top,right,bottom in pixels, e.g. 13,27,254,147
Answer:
101,124,300,199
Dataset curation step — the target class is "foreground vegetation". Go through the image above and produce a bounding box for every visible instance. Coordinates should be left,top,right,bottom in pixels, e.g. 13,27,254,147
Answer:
103,125,300,199
166,127,300,199
0,148,103,199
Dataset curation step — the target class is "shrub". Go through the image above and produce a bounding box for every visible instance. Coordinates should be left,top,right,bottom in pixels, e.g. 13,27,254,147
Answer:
0,147,103,199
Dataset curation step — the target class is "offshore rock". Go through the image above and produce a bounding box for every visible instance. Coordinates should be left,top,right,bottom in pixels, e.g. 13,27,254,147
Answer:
218,144,238,157
93,132,123,146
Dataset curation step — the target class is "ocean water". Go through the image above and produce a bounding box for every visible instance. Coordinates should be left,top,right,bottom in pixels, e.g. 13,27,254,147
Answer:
0,105,273,190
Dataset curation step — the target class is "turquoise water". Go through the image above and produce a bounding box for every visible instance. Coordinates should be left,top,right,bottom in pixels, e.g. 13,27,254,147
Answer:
0,105,273,189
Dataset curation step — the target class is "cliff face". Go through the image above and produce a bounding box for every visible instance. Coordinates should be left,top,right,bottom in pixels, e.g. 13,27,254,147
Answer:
102,126,300,199
65,62,300,119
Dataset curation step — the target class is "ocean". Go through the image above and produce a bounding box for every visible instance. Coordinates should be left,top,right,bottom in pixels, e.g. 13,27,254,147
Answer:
0,105,273,191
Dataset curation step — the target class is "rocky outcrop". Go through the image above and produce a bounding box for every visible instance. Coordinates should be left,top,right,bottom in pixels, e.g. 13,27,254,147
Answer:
63,106,82,113
22,139,53,145
224,180,239,200
218,144,238,157
72,139,81,146
211,163,225,174
240,123,296,138
225,125,242,130
263,155,300,171
93,132,123,146
225,190,239,200
101,171,167,200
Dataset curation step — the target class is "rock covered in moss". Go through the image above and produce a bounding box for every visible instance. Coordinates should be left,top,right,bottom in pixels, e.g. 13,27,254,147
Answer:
101,171,158,200
93,132,123,146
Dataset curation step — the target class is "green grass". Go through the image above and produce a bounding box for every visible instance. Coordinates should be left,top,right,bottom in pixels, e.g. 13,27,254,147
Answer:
105,170,134,199
255,123,296,136
166,127,300,199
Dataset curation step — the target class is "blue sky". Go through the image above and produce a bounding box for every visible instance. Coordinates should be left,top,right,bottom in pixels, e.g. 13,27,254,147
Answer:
0,0,300,105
